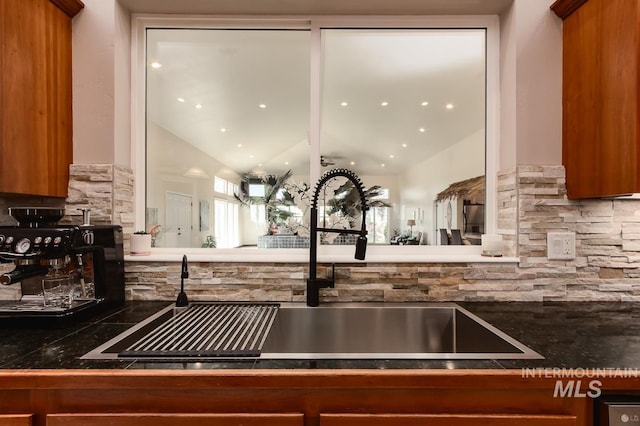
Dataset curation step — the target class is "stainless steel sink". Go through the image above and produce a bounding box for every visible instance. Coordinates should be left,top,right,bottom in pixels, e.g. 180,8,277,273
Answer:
82,302,543,360
261,303,542,360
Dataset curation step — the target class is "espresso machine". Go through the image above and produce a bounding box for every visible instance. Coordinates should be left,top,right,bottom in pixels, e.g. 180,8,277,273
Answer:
0,207,125,326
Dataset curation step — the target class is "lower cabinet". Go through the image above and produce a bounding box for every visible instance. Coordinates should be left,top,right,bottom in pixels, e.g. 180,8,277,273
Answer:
0,371,601,426
46,413,304,426
0,415,32,426
319,413,577,426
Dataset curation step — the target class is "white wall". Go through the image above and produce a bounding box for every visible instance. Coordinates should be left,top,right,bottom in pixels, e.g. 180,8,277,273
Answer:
72,0,117,164
500,0,563,168
114,1,132,167
147,121,241,247
72,0,133,167
399,129,485,244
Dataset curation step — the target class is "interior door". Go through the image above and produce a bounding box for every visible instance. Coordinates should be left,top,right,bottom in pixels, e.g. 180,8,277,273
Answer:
165,191,193,248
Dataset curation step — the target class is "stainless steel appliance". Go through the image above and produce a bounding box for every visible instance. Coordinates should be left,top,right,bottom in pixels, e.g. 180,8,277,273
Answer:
0,207,124,326
596,395,640,425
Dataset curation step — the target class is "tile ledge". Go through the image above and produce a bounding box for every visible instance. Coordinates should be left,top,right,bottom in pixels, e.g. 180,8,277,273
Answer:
125,250,519,264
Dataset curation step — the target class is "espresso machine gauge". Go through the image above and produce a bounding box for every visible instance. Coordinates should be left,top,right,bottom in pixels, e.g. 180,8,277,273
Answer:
15,238,31,254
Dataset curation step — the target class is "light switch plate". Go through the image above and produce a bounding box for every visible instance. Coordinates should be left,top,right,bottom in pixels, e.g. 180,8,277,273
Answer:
547,232,576,260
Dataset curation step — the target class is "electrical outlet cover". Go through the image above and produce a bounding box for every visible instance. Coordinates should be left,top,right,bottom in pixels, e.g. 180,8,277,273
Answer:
547,232,576,260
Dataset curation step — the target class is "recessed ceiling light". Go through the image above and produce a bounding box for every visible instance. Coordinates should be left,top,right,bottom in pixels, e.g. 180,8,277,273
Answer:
150,62,162,69
341,102,348,107
350,161,355,166
389,154,395,159
419,128,426,133
259,104,267,109
446,103,454,110
177,98,185,103
195,104,203,109
402,143,408,148
381,101,389,107
421,101,429,106
284,161,289,165
220,128,227,133
237,144,243,148
381,163,385,167
249,154,254,159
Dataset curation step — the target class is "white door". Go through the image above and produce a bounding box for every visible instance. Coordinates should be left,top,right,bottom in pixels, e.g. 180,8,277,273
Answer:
165,191,193,248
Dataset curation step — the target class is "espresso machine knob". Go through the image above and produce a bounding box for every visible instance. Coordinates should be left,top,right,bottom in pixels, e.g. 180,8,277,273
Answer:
83,230,94,245
5,236,13,245
0,235,4,245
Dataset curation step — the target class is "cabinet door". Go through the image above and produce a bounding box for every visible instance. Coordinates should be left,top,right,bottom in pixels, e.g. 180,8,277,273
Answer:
558,0,640,198
320,413,576,426
0,414,32,426
0,0,73,197
47,413,304,426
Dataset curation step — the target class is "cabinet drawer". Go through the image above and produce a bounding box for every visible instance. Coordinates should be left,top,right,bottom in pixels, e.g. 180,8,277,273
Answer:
47,413,303,426
0,415,32,426
320,413,576,426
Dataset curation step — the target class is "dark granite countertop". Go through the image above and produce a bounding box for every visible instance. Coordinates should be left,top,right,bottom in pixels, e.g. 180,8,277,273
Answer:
1,301,639,370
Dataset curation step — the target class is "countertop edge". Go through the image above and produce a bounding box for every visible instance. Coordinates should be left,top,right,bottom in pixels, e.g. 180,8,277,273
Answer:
125,253,520,263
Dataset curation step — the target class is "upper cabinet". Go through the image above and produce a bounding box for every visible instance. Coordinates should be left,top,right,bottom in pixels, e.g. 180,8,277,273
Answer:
0,0,84,197
552,0,640,199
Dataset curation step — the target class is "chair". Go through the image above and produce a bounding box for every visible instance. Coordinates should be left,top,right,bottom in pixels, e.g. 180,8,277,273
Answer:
450,229,463,245
406,232,422,245
439,228,450,245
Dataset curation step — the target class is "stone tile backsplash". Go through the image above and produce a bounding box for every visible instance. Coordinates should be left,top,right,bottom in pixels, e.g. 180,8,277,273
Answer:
5,164,640,302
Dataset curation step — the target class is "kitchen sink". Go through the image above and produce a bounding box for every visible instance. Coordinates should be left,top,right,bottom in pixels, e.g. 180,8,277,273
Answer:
81,302,543,360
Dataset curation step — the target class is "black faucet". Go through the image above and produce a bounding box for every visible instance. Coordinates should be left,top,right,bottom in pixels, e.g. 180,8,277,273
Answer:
176,254,189,307
307,168,369,307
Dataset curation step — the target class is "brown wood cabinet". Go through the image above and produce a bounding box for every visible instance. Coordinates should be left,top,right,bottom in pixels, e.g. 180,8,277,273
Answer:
551,0,640,198
46,413,304,426
0,370,605,426
319,413,577,426
0,0,83,197
0,415,32,426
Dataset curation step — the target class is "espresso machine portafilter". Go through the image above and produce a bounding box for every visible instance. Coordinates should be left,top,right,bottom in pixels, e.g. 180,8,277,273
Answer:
0,207,125,326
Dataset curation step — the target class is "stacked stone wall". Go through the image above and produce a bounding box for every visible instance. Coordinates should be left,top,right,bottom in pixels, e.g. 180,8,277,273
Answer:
125,165,640,302
5,163,640,302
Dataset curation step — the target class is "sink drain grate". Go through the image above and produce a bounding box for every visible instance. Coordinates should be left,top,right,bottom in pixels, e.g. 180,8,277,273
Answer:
119,303,279,358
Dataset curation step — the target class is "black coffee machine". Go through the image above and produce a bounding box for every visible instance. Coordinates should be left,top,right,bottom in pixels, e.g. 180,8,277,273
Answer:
0,207,124,326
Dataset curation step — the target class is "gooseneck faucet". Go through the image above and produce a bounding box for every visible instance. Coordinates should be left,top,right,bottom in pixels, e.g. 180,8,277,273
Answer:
307,168,369,307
